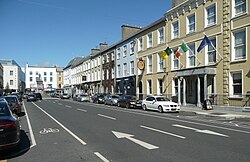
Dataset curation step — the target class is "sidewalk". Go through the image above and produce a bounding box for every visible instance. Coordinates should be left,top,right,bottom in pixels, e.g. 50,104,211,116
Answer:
181,105,250,118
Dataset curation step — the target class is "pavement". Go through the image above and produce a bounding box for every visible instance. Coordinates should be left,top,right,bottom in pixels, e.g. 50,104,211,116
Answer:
181,105,250,119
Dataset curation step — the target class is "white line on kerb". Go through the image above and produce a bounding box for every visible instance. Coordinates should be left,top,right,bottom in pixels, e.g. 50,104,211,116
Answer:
23,102,37,148
77,109,87,112
32,102,87,145
140,125,186,139
98,114,116,120
94,152,110,162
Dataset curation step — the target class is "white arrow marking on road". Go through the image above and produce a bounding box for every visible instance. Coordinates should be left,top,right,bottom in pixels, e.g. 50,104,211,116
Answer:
172,124,229,137
112,131,159,150
140,125,186,139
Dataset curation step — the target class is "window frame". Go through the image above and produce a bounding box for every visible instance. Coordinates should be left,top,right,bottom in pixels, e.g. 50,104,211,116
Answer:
232,29,246,62
229,70,243,97
172,21,179,39
205,4,216,27
158,28,164,44
187,14,196,34
147,55,153,73
147,33,153,48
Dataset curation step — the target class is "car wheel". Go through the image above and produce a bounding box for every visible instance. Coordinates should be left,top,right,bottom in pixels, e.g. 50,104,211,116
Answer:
118,102,120,107
158,106,163,113
142,104,147,111
125,103,130,109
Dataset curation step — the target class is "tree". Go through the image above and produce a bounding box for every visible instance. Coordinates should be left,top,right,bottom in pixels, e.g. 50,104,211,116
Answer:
5,82,10,95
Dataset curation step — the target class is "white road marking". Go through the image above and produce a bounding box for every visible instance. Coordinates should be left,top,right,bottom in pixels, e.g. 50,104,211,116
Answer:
53,102,56,104
23,102,37,148
112,131,159,150
66,105,72,108
98,114,116,120
140,125,186,139
58,103,63,105
94,152,110,162
77,109,87,112
32,102,87,145
173,124,229,137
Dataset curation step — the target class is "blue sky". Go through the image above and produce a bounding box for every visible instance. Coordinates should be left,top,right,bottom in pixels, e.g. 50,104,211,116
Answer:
0,0,172,68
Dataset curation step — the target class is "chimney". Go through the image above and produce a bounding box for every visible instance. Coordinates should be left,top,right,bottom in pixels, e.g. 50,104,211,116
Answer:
91,48,100,56
121,25,141,41
172,0,186,7
99,43,108,51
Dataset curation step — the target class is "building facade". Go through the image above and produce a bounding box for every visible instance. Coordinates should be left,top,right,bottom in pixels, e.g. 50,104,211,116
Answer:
0,59,25,93
25,64,57,92
0,64,3,95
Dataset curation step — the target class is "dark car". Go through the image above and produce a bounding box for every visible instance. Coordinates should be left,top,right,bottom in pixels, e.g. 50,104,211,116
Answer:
0,100,21,150
118,95,142,109
4,95,22,114
91,93,105,104
34,93,42,100
27,94,37,102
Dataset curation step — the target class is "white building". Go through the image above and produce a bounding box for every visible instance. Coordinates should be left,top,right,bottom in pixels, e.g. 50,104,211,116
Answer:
0,59,25,93
25,64,57,91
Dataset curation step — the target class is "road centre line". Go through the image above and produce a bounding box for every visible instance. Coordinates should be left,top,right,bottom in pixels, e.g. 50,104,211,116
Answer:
140,125,186,139
23,102,37,148
77,109,87,112
98,114,116,120
32,102,87,145
94,152,110,162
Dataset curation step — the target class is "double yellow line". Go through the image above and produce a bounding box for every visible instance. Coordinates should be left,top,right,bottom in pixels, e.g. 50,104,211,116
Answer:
0,160,7,162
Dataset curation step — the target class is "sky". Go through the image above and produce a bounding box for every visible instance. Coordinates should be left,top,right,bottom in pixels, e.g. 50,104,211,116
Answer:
0,0,172,68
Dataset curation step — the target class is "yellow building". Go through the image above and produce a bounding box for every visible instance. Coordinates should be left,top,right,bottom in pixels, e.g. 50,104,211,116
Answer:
137,0,250,108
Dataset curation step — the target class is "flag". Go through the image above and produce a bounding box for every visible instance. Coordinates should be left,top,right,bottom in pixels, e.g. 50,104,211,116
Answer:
161,47,173,59
197,35,212,53
175,47,182,58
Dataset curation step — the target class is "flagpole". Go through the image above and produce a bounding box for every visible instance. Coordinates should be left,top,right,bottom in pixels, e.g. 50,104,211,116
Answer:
183,40,202,66
203,32,223,62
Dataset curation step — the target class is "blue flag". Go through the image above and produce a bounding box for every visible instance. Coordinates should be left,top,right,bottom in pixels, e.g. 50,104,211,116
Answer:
197,35,212,53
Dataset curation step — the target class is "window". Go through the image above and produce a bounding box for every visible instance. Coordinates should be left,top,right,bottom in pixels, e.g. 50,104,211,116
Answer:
44,72,47,76
208,38,216,63
206,4,216,27
187,14,195,33
44,77,47,82
50,72,53,76
172,21,179,39
10,80,13,85
188,44,196,67
158,79,163,95
147,33,152,48
123,45,127,57
173,78,178,96
36,71,39,75
147,80,152,94
130,41,135,55
147,55,152,73
138,37,143,51
30,77,33,82
234,0,246,16
50,77,53,82
233,30,246,60
158,28,164,44
117,48,121,60
59,77,61,82
123,63,127,76
30,71,32,75
230,72,242,96
130,61,134,75
173,51,179,69
158,53,164,72
117,65,121,77
10,70,13,76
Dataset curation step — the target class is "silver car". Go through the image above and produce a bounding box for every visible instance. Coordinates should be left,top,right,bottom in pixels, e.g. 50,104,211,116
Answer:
77,94,90,102
104,95,120,106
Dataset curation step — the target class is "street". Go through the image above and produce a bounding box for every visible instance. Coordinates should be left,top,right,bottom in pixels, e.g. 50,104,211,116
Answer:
1,99,250,162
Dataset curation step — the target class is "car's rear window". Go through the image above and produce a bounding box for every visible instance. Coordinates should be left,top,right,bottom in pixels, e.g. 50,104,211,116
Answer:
0,103,10,116
4,97,17,103
156,97,170,101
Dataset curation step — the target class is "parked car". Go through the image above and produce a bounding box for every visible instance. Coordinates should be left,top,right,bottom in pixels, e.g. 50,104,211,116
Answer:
34,92,42,100
60,93,70,99
118,95,142,109
0,100,21,150
105,94,120,106
27,94,37,102
142,96,180,113
4,95,22,115
91,93,106,104
77,94,90,102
